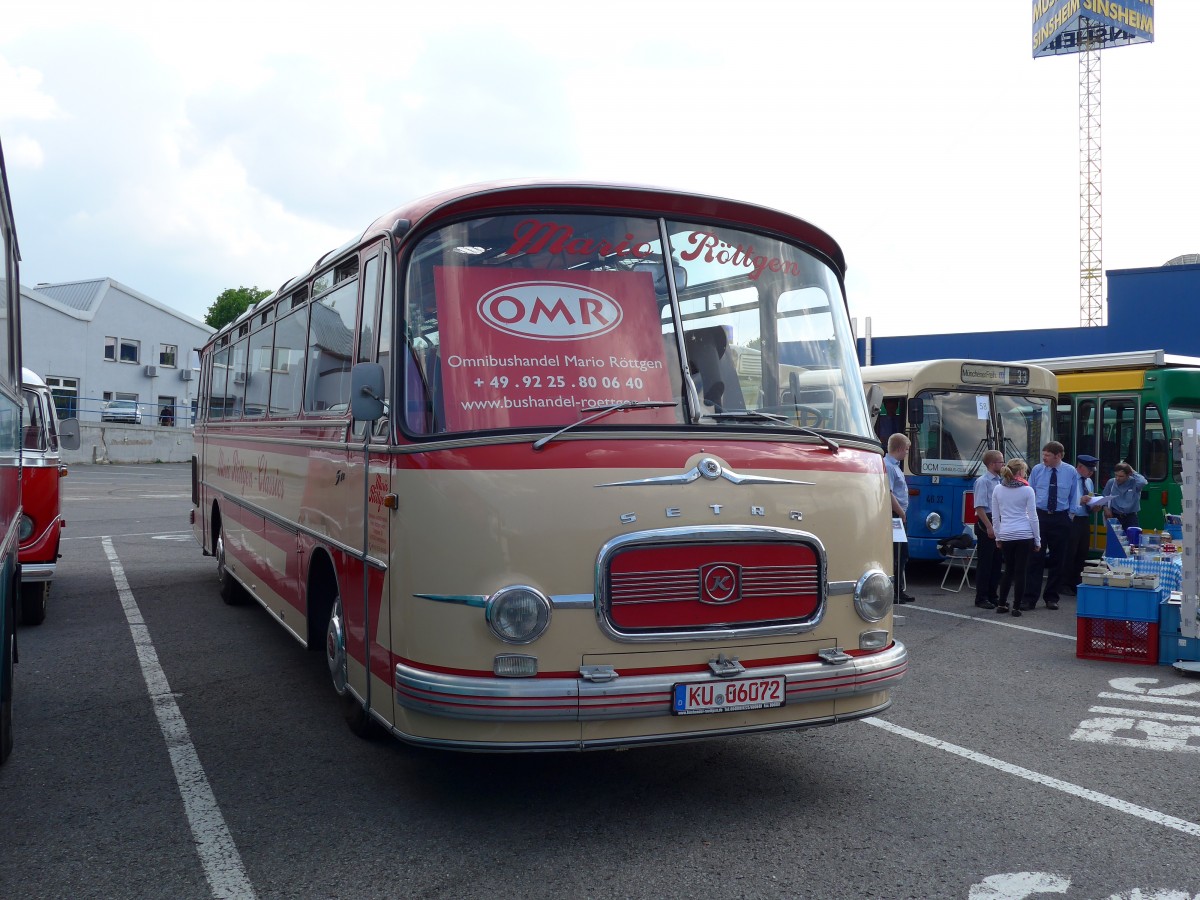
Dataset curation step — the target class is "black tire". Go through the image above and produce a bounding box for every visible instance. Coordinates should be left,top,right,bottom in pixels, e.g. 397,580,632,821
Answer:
1,593,15,765
215,524,249,606
18,581,48,627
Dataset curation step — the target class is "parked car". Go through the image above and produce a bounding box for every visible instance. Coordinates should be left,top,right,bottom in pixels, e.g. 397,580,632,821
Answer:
101,399,142,424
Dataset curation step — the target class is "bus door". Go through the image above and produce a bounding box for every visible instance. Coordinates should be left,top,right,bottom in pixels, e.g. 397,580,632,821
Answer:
1072,394,1139,549
341,247,392,722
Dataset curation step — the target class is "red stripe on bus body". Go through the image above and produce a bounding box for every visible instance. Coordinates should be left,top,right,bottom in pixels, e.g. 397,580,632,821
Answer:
200,434,882,475
393,441,883,474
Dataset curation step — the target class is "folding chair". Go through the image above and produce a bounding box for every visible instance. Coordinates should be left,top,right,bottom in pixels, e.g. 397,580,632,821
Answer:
940,528,977,593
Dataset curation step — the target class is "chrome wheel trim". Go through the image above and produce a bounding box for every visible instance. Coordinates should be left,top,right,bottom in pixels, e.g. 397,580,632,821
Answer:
216,533,227,583
326,595,348,696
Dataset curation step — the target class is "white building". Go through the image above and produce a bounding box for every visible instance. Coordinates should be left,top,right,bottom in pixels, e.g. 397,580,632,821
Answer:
13,277,213,426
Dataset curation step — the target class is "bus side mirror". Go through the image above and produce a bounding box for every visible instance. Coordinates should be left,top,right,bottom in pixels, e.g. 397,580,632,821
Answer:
907,397,924,426
350,363,386,422
865,384,884,425
58,417,81,452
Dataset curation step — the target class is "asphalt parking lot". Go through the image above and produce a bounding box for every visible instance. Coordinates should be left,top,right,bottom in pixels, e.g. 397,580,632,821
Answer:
1,463,1198,900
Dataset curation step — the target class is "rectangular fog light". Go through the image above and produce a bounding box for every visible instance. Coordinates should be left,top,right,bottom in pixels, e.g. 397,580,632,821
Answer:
859,630,889,651
494,654,538,677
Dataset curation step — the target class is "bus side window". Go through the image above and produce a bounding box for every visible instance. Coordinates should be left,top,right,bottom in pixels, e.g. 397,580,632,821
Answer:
305,278,356,415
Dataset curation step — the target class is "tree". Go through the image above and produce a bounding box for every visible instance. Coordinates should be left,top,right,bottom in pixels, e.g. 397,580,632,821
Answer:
205,286,272,330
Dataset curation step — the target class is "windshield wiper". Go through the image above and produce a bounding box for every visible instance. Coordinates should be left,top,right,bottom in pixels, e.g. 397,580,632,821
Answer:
532,400,678,451
703,410,840,452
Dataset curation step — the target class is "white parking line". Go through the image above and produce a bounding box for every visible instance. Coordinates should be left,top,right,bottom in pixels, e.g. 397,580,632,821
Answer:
905,604,1075,640
101,537,257,899
865,716,1200,838
64,530,193,541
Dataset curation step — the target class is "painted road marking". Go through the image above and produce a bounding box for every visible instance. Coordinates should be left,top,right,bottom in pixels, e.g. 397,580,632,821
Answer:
967,872,1069,899
64,530,193,541
1072,677,1200,754
101,537,257,899
906,605,1074,640
865,717,1200,838
967,872,1200,898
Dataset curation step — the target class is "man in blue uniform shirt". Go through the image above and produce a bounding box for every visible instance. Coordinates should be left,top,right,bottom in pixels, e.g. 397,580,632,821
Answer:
1023,441,1081,610
971,449,1004,609
1063,454,1098,596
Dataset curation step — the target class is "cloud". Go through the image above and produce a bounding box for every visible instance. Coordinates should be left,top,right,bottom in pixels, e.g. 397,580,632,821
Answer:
0,55,61,123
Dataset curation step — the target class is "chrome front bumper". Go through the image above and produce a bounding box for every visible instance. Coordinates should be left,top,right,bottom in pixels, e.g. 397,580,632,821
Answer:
395,640,907,722
20,562,56,582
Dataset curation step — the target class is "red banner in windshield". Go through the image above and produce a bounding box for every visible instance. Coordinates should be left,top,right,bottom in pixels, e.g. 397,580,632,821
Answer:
434,267,676,431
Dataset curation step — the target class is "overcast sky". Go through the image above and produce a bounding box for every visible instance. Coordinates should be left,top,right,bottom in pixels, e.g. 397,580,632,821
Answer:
2,2,1195,338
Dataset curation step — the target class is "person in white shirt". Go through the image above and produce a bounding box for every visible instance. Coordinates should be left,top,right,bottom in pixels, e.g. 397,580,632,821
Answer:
993,458,1041,618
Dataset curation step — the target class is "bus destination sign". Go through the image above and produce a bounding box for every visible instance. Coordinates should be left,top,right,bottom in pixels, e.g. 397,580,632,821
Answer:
961,364,1030,388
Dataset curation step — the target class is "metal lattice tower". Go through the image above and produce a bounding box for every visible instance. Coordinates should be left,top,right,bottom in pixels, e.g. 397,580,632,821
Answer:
1079,24,1104,327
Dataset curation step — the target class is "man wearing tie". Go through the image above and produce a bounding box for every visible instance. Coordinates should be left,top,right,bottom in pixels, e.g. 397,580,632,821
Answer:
1023,441,1082,610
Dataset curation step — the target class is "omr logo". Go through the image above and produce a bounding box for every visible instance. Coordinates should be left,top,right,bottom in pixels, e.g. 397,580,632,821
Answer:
476,281,623,341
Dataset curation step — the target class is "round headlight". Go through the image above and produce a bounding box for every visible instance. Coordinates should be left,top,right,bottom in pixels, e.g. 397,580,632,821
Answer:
18,514,34,542
925,511,942,531
486,586,552,644
854,569,892,622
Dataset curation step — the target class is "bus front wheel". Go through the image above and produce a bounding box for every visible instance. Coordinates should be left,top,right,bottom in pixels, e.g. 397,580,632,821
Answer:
325,590,378,740
215,522,248,606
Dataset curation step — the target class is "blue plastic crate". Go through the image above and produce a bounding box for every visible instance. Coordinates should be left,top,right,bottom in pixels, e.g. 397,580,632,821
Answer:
1076,584,1165,623
1160,599,1180,634
1158,633,1200,664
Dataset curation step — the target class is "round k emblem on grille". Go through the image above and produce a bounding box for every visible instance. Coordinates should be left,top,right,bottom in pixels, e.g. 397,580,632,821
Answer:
699,563,742,605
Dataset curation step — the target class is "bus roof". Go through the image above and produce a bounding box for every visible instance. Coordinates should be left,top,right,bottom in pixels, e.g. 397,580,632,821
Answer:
212,181,850,344
1018,349,1200,373
860,358,1056,393
21,367,46,389
365,179,847,273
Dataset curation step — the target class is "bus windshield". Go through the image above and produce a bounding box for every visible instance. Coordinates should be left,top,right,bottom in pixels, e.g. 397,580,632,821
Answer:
996,393,1055,464
401,212,872,439
914,390,1054,476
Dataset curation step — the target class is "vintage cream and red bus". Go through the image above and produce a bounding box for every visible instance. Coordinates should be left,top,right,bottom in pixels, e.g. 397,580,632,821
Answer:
191,181,908,751
18,367,80,626
2,138,23,763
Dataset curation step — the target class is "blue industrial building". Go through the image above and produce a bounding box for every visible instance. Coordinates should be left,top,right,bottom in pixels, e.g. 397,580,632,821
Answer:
856,257,1200,365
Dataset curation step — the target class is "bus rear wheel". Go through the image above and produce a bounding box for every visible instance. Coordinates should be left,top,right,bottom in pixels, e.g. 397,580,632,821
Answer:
325,591,378,740
18,581,48,627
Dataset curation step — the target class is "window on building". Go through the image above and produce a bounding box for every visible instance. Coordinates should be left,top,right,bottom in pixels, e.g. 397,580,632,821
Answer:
120,338,140,363
105,337,117,361
46,376,80,419
160,344,178,368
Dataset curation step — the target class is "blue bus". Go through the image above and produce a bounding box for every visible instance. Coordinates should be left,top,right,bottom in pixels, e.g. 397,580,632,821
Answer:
861,359,1057,561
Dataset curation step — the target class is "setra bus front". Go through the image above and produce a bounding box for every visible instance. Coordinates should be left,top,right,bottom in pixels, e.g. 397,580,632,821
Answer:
372,185,907,750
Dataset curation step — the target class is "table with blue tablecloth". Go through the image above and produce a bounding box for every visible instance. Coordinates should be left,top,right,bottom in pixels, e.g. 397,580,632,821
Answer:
1104,554,1183,593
